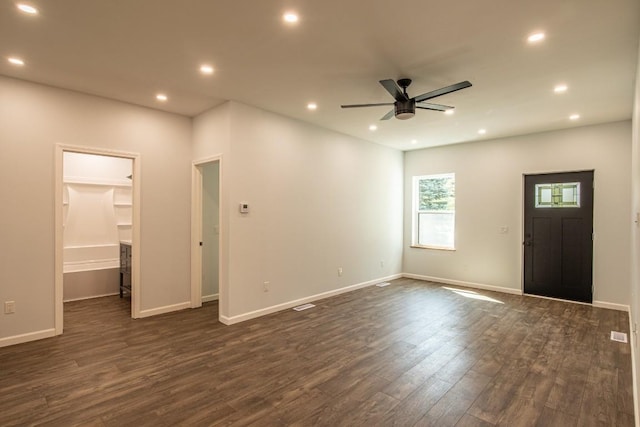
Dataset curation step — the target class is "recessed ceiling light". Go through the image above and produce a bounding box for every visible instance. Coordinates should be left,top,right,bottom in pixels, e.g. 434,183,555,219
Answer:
569,114,580,120
17,3,38,14
411,139,418,145
369,124,377,131
283,12,299,24
199,65,214,75
527,32,545,43
478,129,487,135
156,94,168,102
444,109,454,115
307,102,317,110
554,84,568,93
8,57,24,66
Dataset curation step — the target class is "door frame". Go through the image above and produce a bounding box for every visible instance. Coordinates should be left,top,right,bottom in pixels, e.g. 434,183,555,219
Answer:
520,169,594,303
54,144,142,334
190,155,223,315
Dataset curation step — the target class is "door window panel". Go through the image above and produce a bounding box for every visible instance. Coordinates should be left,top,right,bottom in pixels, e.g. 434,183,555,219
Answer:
535,182,580,208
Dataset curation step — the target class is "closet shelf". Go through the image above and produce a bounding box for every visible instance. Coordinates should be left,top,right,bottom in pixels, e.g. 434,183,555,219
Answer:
117,223,132,227
64,177,132,187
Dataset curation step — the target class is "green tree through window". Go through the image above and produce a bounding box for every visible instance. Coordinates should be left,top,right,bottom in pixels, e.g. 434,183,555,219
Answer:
419,177,455,211
413,173,455,249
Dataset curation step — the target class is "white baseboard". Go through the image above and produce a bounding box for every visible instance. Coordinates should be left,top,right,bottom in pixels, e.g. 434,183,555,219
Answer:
402,273,523,296
403,273,630,312
593,300,630,312
202,293,219,303
138,301,191,318
220,273,403,325
63,292,120,303
0,328,56,348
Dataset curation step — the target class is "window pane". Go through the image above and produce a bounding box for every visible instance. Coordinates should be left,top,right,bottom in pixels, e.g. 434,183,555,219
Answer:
418,176,455,211
535,182,580,208
418,212,454,248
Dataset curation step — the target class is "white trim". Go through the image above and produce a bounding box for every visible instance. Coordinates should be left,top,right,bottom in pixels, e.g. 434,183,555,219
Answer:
220,274,402,325
63,292,119,303
190,163,203,309
138,301,191,318
628,311,639,427
55,144,142,334
593,300,630,312
402,273,523,295
191,155,223,315
0,329,56,348
202,293,219,303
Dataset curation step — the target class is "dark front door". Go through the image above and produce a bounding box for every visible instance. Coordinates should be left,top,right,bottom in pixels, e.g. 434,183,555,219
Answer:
523,171,594,303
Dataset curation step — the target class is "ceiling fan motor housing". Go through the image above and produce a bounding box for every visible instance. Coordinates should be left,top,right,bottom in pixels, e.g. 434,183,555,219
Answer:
395,99,416,120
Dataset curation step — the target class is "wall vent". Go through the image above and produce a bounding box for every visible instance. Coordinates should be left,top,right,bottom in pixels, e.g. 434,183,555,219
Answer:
610,331,628,343
376,282,391,288
293,303,315,311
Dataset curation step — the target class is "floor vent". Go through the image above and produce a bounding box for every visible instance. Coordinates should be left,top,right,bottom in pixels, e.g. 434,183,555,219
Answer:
293,303,315,312
376,282,391,288
610,331,628,343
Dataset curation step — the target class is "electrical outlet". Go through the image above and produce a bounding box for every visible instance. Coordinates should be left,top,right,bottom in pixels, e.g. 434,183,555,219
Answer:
263,281,270,292
337,267,343,277
4,301,15,314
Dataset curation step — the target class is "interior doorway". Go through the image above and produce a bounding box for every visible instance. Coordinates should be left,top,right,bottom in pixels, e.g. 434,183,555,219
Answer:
191,156,221,310
55,145,141,335
523,171,594,303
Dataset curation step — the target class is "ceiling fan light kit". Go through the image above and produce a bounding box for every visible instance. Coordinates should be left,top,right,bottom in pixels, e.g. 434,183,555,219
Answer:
341,78,472,121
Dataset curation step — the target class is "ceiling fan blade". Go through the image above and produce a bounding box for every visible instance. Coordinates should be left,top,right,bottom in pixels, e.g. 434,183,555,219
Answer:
341,103,395,108
379,79,409,102
380,109,395,120
413,81,472,103
416,103,454,112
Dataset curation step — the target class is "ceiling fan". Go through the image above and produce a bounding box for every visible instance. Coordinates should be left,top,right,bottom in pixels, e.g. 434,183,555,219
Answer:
341,78,472,121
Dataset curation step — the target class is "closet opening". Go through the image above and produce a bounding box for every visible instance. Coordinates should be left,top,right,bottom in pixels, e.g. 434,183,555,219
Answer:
54,146,141,334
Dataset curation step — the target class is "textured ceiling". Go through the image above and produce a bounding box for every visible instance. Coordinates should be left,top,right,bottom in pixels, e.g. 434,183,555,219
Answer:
1,0,638,150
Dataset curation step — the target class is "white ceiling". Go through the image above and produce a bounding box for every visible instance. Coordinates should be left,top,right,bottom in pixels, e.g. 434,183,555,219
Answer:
1,0,639,150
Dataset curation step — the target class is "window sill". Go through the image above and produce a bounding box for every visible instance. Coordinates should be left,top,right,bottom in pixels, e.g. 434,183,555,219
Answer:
410,245,456,251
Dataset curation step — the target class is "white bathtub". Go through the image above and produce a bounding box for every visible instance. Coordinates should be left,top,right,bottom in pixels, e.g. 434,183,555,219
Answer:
63,244,120,273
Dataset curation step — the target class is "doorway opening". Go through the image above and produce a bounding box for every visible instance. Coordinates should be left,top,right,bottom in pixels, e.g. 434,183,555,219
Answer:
523,170,594,303
55,145,141,335
191,156,222,313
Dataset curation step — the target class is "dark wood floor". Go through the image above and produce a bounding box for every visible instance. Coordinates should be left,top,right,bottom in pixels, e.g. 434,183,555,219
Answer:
0,278,634,426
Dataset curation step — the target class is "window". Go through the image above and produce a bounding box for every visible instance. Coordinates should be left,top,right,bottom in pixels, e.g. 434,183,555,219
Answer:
412,173,455,249
534,182,580,208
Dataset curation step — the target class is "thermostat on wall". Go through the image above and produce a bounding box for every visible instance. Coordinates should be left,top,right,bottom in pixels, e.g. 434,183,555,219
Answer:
239,202,249,214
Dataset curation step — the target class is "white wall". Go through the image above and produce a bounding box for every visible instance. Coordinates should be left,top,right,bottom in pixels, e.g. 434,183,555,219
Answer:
64,151,132,183
193,101,404,321
629,35,640,422
202,161,220,299
0,76,192,342
404,121,631,307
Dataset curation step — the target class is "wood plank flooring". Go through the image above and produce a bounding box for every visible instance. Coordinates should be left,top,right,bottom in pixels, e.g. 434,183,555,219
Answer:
0,278,634,426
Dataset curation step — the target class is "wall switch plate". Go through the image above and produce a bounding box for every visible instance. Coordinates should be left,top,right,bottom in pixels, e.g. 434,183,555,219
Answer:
337,267,343,277
4,301,15,314
263,281,269,292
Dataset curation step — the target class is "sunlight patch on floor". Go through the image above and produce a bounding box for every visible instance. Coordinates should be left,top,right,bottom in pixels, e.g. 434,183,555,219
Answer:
443,286,504,304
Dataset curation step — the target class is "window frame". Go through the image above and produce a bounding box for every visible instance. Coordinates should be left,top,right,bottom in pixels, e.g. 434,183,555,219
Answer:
411,173,456,251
